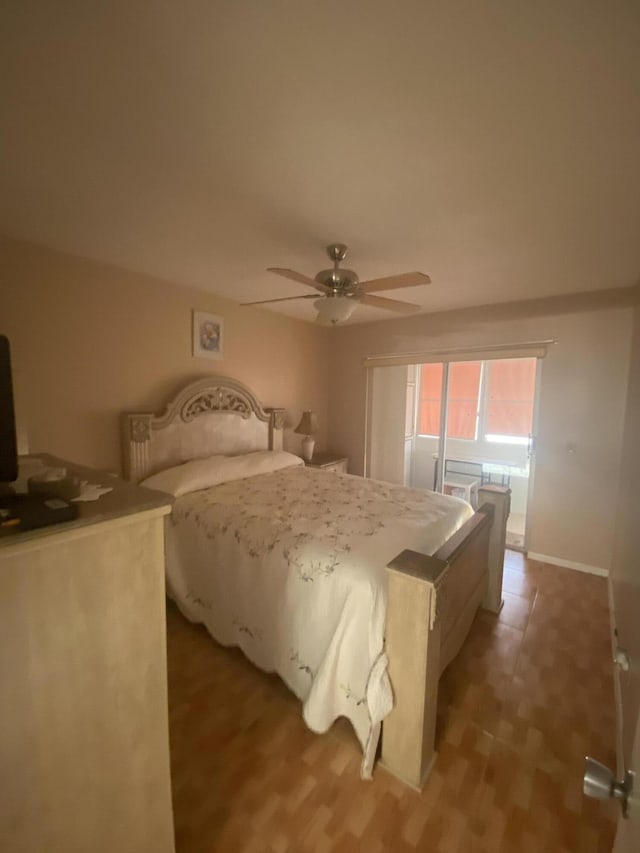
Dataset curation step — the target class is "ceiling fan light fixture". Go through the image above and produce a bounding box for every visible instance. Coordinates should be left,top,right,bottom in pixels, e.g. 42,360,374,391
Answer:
314,295,357,325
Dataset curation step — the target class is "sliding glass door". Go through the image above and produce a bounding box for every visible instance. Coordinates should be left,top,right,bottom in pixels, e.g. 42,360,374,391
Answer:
365,350,544,551
413,357,540,550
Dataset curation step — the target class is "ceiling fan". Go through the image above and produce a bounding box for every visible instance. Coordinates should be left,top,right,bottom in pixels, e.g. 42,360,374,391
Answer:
242,243,431,325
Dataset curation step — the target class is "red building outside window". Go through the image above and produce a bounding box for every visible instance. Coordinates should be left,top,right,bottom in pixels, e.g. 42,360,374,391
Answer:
418,362,481,439
418,358,536,441
485,358,536,439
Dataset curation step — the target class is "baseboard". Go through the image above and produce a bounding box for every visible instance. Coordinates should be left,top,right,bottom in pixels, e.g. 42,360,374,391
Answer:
527,551,609,577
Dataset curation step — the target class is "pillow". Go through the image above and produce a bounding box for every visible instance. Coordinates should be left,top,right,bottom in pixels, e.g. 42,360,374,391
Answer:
141,450,303,497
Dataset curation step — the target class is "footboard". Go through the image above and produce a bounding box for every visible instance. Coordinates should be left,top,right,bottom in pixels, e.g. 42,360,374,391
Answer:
380,485,510,789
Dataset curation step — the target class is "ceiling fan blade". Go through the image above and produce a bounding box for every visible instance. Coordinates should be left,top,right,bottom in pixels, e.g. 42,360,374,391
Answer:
267,267,330,293
241,294,318,306
359,294,421,314
359,272,431,293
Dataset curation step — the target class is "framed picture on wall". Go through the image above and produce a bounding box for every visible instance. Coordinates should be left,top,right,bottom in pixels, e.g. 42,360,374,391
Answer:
192,311,224,360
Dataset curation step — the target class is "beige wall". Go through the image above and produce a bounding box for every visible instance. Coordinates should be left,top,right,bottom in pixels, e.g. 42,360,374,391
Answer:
1,235,330,474
328,291,635,572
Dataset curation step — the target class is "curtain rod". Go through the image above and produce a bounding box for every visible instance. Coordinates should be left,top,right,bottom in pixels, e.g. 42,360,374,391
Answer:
363,339,558,368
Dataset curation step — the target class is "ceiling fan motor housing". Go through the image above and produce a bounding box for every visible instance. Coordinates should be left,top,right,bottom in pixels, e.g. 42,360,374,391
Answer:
315,242,360,293
315,268,360,294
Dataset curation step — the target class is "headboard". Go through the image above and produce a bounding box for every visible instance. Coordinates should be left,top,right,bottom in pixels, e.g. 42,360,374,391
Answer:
122,376,286,482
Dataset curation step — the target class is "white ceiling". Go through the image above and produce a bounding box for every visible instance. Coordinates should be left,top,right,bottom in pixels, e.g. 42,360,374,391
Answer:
1,2,639,324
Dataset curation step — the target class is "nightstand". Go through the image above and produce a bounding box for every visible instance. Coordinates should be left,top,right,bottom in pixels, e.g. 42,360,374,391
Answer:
443,475,479,508
304,452,348,474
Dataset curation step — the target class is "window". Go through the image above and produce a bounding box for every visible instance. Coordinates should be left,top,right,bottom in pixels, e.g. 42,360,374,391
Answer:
418,362,482,439
484,358,536,443
417,357,537,444
418,363,443,437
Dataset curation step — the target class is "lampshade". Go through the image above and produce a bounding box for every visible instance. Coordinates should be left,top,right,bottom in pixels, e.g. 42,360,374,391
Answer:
314,295,357,325
294,410,318,436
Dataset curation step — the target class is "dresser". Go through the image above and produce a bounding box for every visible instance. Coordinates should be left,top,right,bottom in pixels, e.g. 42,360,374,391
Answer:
305,452,349,474
0,456,175,853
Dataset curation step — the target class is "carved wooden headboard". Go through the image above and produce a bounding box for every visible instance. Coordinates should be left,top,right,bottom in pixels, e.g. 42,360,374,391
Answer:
122,376,286,482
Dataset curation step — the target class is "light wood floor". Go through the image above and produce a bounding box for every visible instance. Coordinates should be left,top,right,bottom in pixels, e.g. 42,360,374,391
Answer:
505,513,526,550
167,551,618,852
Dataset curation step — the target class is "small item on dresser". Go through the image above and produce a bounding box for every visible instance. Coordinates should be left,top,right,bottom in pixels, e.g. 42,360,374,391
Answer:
12,456,47,494
0,493,79,532
28,468,82,500
72,481,114,502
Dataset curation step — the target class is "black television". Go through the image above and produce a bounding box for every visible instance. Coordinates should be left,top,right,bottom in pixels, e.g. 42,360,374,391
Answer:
0,335,18,484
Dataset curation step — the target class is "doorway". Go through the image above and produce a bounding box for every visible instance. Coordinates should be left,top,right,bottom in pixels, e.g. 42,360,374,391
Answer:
407,357,540,550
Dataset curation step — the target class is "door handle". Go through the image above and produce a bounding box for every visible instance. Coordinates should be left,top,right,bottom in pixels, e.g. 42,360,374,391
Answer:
614,647,631,672
583,757,634,817
527,432,535,459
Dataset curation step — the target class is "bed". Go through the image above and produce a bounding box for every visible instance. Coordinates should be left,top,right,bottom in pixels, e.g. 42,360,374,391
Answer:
122,376,510,789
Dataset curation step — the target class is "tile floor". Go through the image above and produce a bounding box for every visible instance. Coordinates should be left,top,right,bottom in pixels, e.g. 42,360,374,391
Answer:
505,513,526,550
167,551,618,852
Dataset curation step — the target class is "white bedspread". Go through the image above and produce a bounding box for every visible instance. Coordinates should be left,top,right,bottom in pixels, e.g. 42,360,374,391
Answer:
163,464,473,776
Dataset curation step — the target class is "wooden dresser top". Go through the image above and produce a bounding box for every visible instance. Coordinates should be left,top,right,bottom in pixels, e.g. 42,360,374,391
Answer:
1,454,171,551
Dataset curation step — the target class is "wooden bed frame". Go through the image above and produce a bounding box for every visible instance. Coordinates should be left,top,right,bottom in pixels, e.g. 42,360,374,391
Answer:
122,375,510,790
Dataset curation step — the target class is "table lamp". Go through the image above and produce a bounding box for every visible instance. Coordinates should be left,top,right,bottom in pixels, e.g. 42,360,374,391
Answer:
294,411,318,462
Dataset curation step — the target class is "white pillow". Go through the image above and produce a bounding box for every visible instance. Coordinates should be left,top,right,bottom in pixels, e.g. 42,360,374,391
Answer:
141,450,304,497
